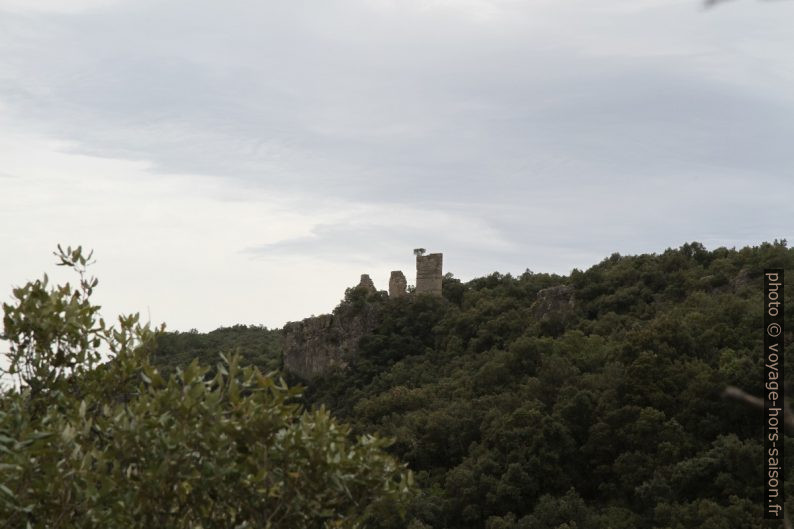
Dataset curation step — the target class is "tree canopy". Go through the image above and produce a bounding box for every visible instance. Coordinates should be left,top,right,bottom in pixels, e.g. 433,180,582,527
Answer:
5,241,791,528
296,241,793,528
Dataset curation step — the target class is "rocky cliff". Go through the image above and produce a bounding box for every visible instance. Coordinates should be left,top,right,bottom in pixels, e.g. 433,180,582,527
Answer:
531,284,575,318
282,288,384,379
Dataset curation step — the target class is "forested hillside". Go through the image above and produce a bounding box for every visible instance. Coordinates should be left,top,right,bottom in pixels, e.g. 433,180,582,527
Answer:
154,241,794,528
153,324,281,375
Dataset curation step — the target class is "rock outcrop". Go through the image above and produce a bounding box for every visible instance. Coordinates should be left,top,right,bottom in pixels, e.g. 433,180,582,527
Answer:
732,267,752,291
282,290,382,379
532,285,575,320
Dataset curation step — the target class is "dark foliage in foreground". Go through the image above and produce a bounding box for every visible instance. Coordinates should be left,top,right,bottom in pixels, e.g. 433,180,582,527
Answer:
0,247,413,528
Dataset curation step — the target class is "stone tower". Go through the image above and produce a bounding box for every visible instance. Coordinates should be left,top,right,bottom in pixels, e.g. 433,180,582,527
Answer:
415,253,443,296
389,271,407,297
357,273,376,293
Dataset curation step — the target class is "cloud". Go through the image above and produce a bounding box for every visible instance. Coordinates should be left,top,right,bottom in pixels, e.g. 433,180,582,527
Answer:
1,0,793,328
245,205,518,274
2,0,792,203
0,0,121,14
0,126,354,331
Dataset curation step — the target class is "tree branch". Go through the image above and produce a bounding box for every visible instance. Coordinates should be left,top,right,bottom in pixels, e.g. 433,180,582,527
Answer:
723,385,794,431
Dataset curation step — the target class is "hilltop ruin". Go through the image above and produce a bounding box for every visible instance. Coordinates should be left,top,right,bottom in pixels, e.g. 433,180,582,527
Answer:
282,250,443,379
415,253,443,296
357,249,444,299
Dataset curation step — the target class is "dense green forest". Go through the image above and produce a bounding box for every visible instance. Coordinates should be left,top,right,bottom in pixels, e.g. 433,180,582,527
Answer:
154,240,793,528
153,324,282,375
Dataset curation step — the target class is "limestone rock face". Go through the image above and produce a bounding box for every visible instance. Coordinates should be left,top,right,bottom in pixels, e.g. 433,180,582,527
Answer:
282,300,381,380
416,253,443,296
389,271,407,298
532,285,575,319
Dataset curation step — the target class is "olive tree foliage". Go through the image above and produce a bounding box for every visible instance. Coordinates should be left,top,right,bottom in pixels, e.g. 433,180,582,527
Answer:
0,246,414,529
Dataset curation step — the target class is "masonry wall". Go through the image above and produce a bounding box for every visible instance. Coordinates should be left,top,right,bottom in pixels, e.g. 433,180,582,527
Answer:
389,271,407,297
415,253,443,296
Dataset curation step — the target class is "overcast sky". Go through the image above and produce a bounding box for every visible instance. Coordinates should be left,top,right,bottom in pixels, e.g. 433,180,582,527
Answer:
1,0,792,332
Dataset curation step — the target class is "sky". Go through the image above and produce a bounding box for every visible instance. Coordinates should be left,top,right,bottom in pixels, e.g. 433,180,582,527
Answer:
0,0,792,332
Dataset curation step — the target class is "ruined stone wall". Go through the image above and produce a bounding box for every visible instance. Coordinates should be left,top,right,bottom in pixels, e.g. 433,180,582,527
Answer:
416,253,443,296
389,271,407,297
357,273,376,293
